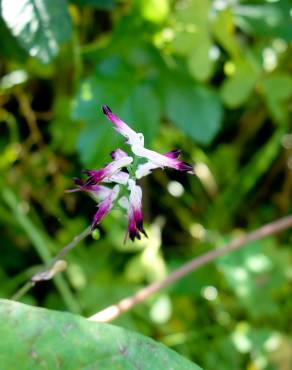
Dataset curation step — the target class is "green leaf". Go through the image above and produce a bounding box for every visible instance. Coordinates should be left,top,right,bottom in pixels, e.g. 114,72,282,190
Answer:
0,16,27,61
211,8,241,59
139,0,169,24
73,66,160,167
72,74,130,167
235,1,292,41
172,0,209,56
187,33,214,82
120,84,161,145
220,60,258,108
216,239,288,317
0,299,202,370
1,0,72,64
164,81,223,145
76,121,117,168
69,0,115,9
261,73,292,124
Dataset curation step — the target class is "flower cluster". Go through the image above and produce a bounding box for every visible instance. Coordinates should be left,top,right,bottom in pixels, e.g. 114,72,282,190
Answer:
68,105,193,241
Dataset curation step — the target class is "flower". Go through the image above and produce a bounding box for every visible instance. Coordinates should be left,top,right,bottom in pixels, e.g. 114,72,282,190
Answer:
91,185,120,230
68,104,194,241
126,179,147,241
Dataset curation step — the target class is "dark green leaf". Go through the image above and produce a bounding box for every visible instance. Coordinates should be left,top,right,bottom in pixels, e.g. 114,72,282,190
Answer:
0,16,27,61
235,2,292,41
69,0,115,9
0,299,202,370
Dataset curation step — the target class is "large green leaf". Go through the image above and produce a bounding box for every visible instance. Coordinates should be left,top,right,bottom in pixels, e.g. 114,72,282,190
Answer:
164,81,223,145
0,299,202,370
1,0,72,63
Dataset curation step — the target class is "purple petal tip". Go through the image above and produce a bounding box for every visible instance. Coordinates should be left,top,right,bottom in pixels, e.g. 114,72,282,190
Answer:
102,105,112,115
178,162,193,172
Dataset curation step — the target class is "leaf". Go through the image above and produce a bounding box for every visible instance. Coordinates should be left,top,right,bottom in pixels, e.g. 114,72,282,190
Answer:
211,8,241,59
0,16,27,62
139,0,169,24
187,33,214,82
164,80,223,145
120,84,161,145
172,0,209,56
216,238,288,317
0,299,202,370
220,60,258,108
72,64,161,167
72,74,130,167
234,1,292,41
1,0,72,64
261,73,292,124
69,0,115,9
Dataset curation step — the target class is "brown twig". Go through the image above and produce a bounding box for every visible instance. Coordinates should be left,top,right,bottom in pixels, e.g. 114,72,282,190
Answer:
89,215,292,323
12,226,91,301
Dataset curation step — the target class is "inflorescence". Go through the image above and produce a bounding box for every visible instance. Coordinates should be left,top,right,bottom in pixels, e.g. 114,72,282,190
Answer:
67,105,194,241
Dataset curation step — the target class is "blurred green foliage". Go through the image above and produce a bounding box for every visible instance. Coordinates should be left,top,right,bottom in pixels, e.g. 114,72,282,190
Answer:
0,0,291,369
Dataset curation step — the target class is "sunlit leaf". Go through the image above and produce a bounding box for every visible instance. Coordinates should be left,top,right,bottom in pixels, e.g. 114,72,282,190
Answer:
1,0,72,63
139,0,169,23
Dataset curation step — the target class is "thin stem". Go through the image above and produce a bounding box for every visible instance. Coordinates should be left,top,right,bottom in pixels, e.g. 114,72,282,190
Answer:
11,281,35,301
11,226,91,300
89,214,292,323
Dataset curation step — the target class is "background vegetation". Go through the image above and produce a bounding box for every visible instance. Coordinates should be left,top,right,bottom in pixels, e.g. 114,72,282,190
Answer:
0,0,291,369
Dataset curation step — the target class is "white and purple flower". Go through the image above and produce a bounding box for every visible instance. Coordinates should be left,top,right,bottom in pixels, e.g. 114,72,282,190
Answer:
68,105,194,241
126,179,147,241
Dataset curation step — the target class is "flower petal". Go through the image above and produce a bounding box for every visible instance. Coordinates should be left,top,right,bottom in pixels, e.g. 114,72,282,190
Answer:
132,145,193,175
126,179,147,241
66,178,112,202
164,149,181,159
102,105,144,146
110,148,128,160
135,161,157,179
91,185,120,230
103,171,129,185
84,156,133,184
